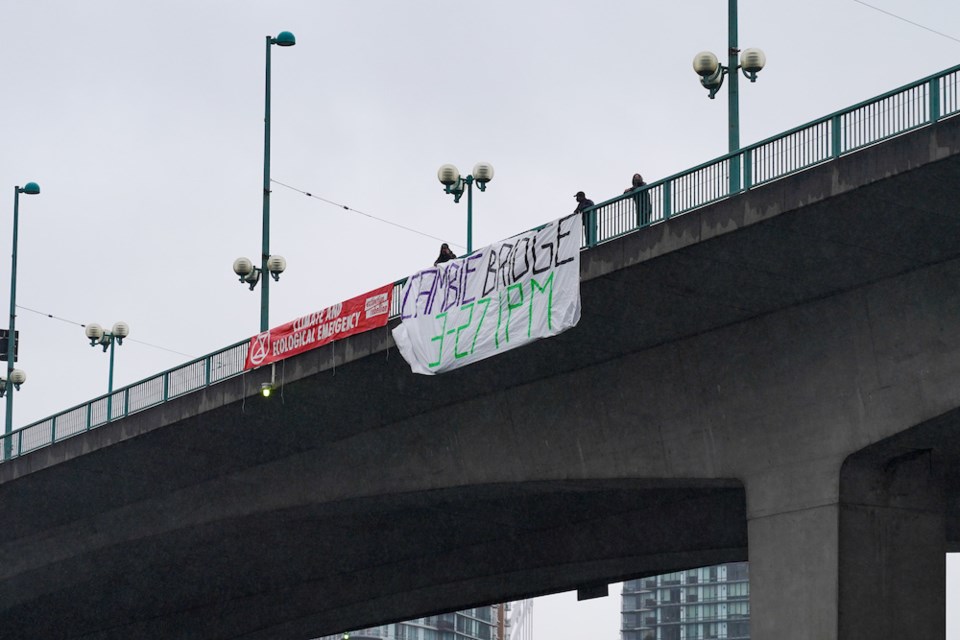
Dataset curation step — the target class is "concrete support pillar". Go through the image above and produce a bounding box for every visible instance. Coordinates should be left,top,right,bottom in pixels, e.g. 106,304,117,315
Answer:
747,449,944,640
838,449,945,638
748,497,841,638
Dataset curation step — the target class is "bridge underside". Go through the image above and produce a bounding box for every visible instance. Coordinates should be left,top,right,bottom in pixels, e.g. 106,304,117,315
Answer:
2,116,960,639
3,479,745,639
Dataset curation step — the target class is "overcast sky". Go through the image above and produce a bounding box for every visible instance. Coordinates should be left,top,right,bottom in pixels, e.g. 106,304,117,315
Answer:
3,0,960,638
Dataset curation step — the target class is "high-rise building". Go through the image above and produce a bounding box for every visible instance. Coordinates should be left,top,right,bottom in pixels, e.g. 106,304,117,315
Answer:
620,563,749,640
318,603,525,640
504,599,533,640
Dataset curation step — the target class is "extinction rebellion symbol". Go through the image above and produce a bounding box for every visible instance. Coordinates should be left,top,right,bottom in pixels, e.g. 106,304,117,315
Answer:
249,331,271,367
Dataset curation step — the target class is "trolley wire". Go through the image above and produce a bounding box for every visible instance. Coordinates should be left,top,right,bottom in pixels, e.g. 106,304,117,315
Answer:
271,178,465,250
853,1,960,45
15,304,196,358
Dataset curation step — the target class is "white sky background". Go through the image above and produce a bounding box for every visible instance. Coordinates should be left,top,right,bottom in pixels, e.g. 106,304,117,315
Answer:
2,0,960,638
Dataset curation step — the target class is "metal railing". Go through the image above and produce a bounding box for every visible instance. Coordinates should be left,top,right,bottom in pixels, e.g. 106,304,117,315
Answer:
3,63,959,463
585,63,960,246
5,339,251,459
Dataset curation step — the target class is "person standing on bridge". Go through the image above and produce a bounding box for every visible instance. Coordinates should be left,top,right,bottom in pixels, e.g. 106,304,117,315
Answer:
434,243,457,266
574,190,595,244
624,173,652,227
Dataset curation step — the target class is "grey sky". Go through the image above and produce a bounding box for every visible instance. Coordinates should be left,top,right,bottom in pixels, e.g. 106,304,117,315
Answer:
3,1,960,638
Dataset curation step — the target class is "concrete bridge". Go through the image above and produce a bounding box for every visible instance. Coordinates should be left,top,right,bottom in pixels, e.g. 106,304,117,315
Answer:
2,113,960,640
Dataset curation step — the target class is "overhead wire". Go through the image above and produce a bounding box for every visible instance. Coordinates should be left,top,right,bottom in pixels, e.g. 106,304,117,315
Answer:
15,304,196,359
271,178,466,250
852,1,960,45
13,180,464,362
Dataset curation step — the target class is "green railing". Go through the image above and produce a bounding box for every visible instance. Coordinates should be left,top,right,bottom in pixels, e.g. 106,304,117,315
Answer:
5,339,251,458
2,63,958,463
584,63,960,245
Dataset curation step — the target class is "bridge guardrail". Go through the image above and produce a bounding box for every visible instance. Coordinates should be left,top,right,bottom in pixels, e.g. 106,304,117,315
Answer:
584,64,960,246
3,63,959,463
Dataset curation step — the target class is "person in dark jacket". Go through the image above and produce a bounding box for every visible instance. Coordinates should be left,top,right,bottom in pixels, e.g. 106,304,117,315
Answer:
624,173,653,227
573,190,595,214
574,190,595,244
434,243,457,266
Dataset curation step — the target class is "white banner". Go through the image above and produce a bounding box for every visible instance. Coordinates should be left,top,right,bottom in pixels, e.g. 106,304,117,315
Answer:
392,213,581,375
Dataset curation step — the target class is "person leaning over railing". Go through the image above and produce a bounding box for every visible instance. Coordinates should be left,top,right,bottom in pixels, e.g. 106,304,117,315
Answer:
624,173,652,226
574,190,595,243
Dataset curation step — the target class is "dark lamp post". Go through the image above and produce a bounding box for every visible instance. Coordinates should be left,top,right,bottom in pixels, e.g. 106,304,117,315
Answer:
84,321,130,422
436,162,494,254
4,181,40,458
234,31,296,332
692,0,766,193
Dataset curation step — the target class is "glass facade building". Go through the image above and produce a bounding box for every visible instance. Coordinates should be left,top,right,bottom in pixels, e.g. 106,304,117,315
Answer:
504,599,533,640
318,602,532,640
621,563,749,640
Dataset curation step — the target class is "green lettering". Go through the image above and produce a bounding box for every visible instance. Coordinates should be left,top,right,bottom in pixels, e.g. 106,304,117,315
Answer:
471,297,492,354
495,290,503,348
504,283,525,345
453,302,475,359
528,272,555,337
428,312,448,368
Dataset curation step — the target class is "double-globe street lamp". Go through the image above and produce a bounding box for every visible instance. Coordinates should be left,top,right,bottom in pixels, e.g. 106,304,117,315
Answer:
84,321,130,421
233,31,296,332
436,162,494,255
3,181,40,458
692,0,766,193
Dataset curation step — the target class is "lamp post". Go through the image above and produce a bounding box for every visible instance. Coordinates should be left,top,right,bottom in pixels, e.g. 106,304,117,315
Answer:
436,162,494,254
4,181,39,457
234,31,296,333
692,0,765,193
84,322,130,421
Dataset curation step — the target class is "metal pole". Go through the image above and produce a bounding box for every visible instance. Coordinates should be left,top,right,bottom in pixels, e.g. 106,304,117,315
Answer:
728,0,741,193
466,176,474,254
261,35,272,333
107,336,115,421
4,187,20,456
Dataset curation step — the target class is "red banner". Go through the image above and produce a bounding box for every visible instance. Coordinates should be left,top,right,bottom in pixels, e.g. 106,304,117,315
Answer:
244,284,393,370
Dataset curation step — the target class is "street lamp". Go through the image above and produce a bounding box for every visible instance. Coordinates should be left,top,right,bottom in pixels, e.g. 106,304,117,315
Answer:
234,30,296,333
436,162,494,254
84,321,130,421
4,181,40,456
0,370,26,397
692,0,765,191
233,255,286,290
